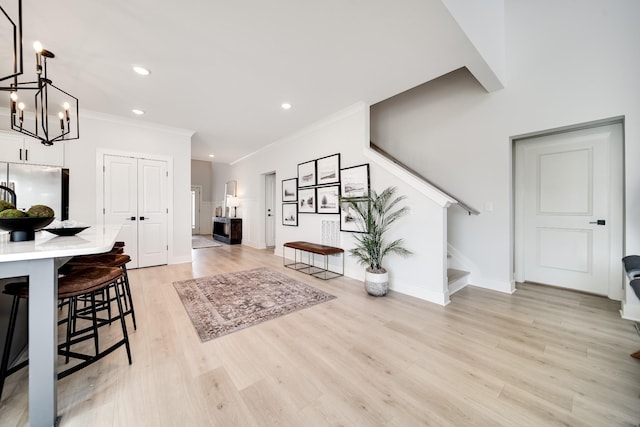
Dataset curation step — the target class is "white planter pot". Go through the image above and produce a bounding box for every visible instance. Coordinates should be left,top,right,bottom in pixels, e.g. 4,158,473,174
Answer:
364,269,389,296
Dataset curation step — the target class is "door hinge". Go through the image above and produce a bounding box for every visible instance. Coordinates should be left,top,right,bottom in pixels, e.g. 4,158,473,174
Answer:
103,165,105,172
166,171,168,177
166,208,168,213
103,208,105,214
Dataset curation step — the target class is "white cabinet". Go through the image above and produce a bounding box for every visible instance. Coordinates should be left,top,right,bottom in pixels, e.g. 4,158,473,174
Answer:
0,132,64,167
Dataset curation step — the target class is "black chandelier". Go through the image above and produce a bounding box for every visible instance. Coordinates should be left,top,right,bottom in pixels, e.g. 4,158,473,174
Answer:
1,0,79,145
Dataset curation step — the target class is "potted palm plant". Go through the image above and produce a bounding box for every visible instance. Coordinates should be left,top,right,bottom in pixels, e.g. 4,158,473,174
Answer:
341,186,412,296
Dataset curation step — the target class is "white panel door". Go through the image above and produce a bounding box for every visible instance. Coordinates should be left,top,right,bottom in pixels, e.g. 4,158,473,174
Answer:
104,155,168,269
265,173,276,248
137,158,168,267
104,155,139,267
518,124,622,295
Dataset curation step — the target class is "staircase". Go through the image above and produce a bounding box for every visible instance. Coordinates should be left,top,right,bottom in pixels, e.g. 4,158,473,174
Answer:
364,139,477,305
447,268,470,295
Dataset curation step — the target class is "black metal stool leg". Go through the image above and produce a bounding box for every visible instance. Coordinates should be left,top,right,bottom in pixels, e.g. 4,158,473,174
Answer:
121,265,137,330
0,295,20,401
113,283,132,364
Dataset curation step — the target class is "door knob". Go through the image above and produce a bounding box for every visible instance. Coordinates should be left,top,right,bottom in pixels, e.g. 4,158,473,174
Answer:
130,216,136,221
589,219,606,225
140,216,146,220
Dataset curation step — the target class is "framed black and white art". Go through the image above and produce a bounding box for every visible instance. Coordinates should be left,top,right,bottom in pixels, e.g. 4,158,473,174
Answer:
298,188,316,213
340,163,369,198
282,203,298,226
316,185,340,214
316,153,340,186
297,160,316,187
340,199,368,233
282,178,297,202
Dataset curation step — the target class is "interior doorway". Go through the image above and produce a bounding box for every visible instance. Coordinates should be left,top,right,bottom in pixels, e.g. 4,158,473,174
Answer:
514,121,624,299
191,186,202,235
265,172,276,248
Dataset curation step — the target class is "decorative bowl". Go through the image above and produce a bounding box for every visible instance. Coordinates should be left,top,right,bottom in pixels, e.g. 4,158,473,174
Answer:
0,217,55,241
43,226,90,237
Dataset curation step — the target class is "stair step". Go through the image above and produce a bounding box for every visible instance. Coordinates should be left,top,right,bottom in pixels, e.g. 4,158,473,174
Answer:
448,268,469,295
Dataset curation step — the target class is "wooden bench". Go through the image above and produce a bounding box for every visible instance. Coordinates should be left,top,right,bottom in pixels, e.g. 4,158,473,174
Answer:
283,241,344,280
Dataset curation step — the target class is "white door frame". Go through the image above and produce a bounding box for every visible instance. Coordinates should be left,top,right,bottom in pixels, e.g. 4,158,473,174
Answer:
513,118,624,299
96,148,174,262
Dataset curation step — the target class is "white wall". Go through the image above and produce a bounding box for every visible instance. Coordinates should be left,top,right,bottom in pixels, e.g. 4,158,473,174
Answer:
442,0,505,89
229,104,451,304
0,109,195,265
370,0,640,311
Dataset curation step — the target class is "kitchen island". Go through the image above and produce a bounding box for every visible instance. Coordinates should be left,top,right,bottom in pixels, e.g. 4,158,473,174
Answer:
0,224,120,427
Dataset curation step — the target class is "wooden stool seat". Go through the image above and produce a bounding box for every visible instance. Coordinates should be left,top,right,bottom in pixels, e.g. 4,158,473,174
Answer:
67,254,131,268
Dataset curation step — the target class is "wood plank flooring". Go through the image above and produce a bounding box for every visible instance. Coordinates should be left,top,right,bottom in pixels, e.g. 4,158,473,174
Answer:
1,244,639,426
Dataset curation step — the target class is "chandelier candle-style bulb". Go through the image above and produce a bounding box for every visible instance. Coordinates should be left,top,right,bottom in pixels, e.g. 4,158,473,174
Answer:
18,102,25,127
58,112,64,130
34,41,43,73
63,102,70,121
10,92,18,114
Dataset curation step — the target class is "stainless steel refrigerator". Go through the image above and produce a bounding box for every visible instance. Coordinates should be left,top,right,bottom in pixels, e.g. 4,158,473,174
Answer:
0,162,69,220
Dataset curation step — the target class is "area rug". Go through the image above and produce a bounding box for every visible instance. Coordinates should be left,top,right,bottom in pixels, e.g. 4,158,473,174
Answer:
192,234,223,249
173,267,336,341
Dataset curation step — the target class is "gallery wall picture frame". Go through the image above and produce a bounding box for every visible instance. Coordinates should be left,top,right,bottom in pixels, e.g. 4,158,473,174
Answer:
298,188,316,213
282,203,298,226
297,160,317,187
316,153,341,186
282,178,298,202
317,185,340,214
340,163,370,199
340,198,369,233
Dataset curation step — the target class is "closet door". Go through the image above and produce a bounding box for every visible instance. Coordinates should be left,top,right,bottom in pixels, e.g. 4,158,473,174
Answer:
104,154,168,268
104,155,139,267
137,158,168,267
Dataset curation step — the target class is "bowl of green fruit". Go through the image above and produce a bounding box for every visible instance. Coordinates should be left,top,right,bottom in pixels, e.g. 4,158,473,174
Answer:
0,202,55,242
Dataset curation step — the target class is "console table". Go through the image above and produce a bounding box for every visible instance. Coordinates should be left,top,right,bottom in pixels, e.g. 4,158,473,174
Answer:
213,217,242,244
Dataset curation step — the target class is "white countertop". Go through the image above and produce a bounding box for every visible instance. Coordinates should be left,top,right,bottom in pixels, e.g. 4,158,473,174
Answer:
0,224,121,262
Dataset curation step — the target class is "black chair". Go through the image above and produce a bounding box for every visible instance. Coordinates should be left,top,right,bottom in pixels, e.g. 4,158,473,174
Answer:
622,257,640,359
622,255,640,280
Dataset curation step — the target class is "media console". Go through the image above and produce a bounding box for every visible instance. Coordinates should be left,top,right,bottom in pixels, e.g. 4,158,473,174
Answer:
212,217,242,244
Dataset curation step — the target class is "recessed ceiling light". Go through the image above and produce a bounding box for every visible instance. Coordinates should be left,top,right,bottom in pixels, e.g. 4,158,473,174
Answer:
209,154,215,158
281,103,292,110
132,66,150,76
132,109,145,115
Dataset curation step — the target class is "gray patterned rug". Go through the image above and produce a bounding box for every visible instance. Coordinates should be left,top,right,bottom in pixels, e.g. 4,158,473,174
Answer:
192,234,223,249
173,267,336,341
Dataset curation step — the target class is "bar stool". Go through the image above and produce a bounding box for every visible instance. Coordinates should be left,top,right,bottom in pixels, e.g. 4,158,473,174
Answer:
65,253,136,330
0,266,132,400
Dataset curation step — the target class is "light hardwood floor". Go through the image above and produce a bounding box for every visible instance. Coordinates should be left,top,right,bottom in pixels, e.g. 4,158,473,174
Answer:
1,245,639,426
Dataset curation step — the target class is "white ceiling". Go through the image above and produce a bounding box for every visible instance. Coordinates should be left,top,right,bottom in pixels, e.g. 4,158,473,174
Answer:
7,0,492,163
